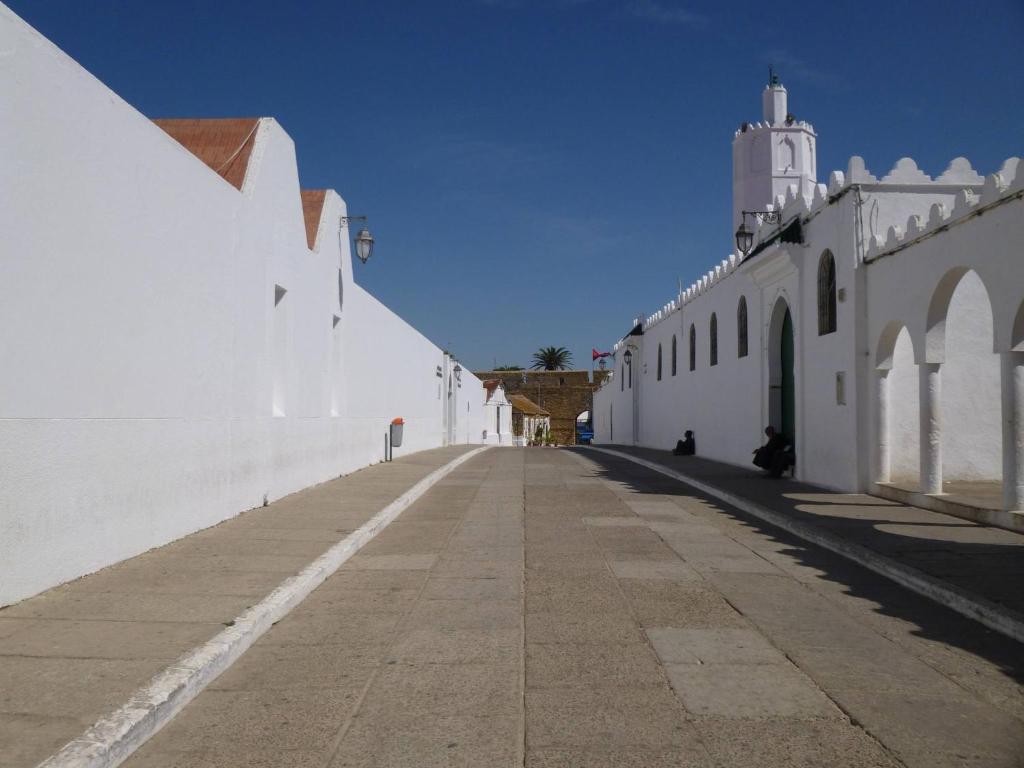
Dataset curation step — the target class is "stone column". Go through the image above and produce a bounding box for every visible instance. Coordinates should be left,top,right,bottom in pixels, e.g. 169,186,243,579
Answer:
874,370,891,484
1002,351,1024,511
919,363,942,495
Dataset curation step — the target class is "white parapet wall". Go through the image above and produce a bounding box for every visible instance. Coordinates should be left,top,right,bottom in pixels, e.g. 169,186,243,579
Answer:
0,4,485,607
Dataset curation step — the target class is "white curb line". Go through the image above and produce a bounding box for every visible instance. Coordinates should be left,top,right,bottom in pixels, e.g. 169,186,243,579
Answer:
581,447,1024,645
36,446,492,768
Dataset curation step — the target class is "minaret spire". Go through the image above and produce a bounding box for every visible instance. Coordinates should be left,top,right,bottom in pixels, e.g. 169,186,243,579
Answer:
731,75,818,236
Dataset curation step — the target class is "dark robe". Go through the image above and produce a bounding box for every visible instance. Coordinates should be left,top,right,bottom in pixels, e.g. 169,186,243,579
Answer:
674,436,695,456
753,434,787,470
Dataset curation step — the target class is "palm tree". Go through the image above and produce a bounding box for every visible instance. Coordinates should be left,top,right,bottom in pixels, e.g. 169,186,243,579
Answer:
531,346,573,371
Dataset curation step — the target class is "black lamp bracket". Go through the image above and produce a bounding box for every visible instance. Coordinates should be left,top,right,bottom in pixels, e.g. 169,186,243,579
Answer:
741,210,781,225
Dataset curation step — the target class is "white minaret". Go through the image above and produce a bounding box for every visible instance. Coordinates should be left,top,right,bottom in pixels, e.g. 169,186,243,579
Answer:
732,71,817,234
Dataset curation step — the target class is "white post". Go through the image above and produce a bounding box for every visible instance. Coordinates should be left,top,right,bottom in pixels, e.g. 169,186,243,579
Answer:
1002,351,1024,511
919,363,942,494
874,370,891,483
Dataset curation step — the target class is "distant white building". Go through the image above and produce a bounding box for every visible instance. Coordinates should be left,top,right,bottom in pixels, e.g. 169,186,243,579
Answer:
0,5,486,606
482,380,514,445
510,394,551,446
594,76,1023,530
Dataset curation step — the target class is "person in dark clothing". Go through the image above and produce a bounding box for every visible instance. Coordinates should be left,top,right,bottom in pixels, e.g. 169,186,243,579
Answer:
673,431,696,456
753,426,792,476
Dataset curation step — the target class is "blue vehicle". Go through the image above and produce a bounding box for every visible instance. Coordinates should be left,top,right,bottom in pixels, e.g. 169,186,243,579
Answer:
576,423,594,444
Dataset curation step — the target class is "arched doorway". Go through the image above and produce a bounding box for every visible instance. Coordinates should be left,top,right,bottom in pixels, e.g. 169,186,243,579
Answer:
768,298,795,444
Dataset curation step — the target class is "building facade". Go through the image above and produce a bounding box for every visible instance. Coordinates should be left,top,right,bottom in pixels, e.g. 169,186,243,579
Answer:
482,380,515,445
474,370,608,445
510,394,550,446
594,78,1023,525
0,5,485,606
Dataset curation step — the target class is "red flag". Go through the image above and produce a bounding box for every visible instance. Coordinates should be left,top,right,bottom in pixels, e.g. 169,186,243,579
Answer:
592,348,611,361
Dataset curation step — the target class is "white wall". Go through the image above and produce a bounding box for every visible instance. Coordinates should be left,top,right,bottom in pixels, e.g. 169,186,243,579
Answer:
888,328,920,482
483,384,514,445
866,174,1022,491
941,272,1001,481
0,5,483,606
597,150,1022,498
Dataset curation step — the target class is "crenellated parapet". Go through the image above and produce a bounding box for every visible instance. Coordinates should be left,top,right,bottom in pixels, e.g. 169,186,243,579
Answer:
864,156,1021,260
624,153,1020,337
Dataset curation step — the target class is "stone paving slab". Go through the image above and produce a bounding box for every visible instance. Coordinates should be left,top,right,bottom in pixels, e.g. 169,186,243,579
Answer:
595,445,1024,615
0,445,477,768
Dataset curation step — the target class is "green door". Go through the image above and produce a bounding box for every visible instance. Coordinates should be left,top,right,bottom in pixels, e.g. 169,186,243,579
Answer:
781,308,795,444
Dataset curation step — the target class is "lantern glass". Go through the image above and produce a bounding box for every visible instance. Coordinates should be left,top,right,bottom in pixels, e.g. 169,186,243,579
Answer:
355,228,374,263
735,222,753,256
623,349,632,365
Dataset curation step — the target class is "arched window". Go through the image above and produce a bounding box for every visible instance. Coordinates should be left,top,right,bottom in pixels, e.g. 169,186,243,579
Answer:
710,313,719,366
818,250,837,335
737,296,748,358
689,324,696,371
657,344,663,381
671,335,677,376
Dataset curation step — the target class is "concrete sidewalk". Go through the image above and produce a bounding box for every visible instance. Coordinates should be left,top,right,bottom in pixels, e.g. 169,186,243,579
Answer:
0,445,479,768
588,445,1024,618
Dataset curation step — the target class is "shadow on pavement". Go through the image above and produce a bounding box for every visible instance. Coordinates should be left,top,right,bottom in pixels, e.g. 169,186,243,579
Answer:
571,446,1024,687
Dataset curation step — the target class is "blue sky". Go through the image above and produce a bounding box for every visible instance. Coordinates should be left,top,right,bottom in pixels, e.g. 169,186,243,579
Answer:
10,0,1023,371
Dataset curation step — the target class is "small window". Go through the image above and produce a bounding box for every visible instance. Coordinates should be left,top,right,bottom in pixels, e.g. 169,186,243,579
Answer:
671,335,677,376
737,296,748,358
818,250,837,335
657,344,663,381
689,325,696,371
709,313,718,367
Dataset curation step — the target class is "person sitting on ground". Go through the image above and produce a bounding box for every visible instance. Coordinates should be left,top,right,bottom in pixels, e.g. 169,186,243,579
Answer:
752,426,789,476
673,430,696,456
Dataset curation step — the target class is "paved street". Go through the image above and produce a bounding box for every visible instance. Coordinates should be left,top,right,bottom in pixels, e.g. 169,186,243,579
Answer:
109,447,1023,768
0,446,479,768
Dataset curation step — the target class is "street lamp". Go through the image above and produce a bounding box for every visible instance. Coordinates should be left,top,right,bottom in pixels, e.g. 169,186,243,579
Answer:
453,363,462,384
735,220,753,257
734,210,781,257
341,216,375,264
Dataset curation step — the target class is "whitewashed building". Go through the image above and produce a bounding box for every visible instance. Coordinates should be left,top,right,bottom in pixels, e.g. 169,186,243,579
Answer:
594,76,1023,529
482,380,514,445
0,5,485,606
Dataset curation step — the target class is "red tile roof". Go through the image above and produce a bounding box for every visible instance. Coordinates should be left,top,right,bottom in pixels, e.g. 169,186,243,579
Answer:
300,190,327,250
482,379,502,402
509,394,549,416
153,118,259,191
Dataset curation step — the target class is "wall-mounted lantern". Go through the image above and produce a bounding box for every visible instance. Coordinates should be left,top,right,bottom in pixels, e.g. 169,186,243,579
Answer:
341,215,375,264
735,210,781,257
